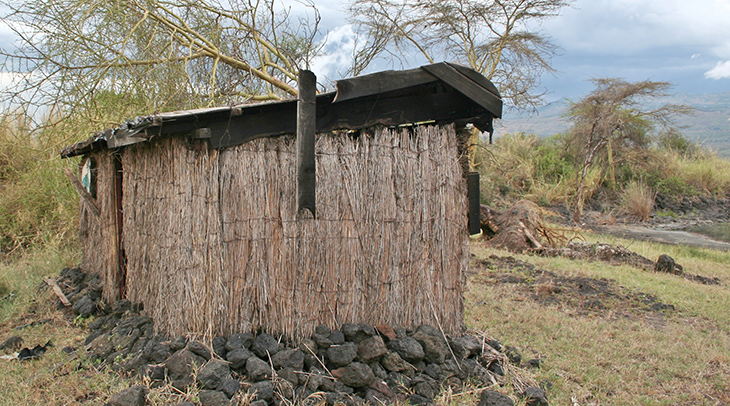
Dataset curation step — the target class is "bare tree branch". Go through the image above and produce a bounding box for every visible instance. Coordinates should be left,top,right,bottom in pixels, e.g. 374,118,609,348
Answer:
0,0,322,131
566,78,695,220
348,0,569,109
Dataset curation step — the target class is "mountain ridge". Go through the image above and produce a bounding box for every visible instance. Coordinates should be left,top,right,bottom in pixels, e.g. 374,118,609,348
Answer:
496,91,730,157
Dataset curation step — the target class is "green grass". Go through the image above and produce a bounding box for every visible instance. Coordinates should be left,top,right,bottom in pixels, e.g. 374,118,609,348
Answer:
1,228,730,405
478,132,730,209
0,244,125,406
468,237,730,405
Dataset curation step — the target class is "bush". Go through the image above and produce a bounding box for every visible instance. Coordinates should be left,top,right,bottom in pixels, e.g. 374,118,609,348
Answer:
0,113,79,256
478,133,579,206
620,181,655,221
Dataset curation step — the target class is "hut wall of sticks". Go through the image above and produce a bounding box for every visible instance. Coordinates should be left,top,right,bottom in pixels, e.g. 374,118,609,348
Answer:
61,62,503,340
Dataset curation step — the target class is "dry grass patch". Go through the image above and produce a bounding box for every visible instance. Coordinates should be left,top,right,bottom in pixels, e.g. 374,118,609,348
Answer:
619,181,655,222
468,241,730,405
0,245,126,406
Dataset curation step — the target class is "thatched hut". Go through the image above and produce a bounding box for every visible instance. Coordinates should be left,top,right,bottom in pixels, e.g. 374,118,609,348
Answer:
61,62,502,340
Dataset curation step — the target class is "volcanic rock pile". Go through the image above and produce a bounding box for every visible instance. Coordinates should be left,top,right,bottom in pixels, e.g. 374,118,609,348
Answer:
52,267,547,406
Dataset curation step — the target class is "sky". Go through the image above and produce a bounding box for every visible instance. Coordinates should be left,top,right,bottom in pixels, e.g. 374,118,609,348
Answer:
0,0,728,105
312,0,730,104
537,0,730,102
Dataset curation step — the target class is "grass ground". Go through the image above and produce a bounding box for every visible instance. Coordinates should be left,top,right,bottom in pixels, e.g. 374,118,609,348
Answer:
0,234,728,405
468,232,730,405
0,244,128,405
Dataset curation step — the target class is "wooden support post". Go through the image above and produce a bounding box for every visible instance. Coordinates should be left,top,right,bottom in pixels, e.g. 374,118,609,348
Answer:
467,172,481,235
63,167,101,217
44,278,71,307
297,70,317,218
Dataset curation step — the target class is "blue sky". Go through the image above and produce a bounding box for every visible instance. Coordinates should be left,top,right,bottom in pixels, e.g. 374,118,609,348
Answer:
1,1,728,104
538,0,730,102
312,0,730,103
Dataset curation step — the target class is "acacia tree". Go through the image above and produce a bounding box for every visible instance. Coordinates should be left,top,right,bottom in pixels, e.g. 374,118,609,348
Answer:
566,78,693,220
348,0,570,109
0,0,321,129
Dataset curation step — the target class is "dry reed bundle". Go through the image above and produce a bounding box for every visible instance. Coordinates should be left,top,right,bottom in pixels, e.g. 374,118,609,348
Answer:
109,124,469,340
486,200,571,253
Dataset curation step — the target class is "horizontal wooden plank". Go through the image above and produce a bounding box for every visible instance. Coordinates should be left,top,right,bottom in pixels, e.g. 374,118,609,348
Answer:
334,67,437,103
61,63,503,157
422,63,502,118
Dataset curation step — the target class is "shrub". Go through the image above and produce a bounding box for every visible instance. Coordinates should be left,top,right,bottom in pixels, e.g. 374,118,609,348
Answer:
0,113,79,256
620,181,655,221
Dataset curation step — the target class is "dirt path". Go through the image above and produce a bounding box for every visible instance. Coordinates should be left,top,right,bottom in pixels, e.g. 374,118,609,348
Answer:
591,224,730,252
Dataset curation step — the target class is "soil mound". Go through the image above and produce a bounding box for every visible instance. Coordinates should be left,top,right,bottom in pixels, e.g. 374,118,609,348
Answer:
473,255,677,317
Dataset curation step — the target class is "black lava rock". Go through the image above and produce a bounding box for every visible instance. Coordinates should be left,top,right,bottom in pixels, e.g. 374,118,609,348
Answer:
271,348,305,370
331,362,375,388
212,336,227,358
245,356,272,381
521,386,548,406
105,385,148,406
226,348,254,371
327,342,358,367
407,393,434,405
358,336,388,363
251,333,279,358
249,380,274,402
197,359,230,390
218,378,240,398
164,349,206,385
185,341,211,361
225,333,253,352
478,390,515,406
198,390,230,406
73,295,96,317
505,346,522,365
388,337,424,363
342,323,377,344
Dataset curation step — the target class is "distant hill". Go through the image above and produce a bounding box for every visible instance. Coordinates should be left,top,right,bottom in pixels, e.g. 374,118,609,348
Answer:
496,91,730,157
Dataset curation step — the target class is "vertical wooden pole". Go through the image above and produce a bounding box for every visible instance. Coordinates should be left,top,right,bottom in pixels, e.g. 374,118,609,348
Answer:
467,172,481,235
113,155,127,299
297,70,317,218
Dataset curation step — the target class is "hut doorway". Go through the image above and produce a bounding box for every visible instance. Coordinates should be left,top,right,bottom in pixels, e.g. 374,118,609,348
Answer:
113,155,127,299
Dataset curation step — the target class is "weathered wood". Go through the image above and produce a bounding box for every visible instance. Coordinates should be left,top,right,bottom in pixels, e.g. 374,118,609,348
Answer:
467,172,481,235
333,67,437,102
44,278,71,307
63,167,101,217
480,204,501,236
422,63,503,118
318,84,487,134
209,101,298,148
520,220,543,249
62,63,504,158
297,70,317,218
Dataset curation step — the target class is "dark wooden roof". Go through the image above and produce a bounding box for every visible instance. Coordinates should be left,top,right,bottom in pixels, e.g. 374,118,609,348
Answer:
61,62,502,158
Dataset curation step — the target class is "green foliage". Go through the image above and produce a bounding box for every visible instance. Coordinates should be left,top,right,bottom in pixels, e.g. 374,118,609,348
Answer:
658,128,697,156
0,113,79,256
483,126,730,210
477,132,579,206
534,135,575,183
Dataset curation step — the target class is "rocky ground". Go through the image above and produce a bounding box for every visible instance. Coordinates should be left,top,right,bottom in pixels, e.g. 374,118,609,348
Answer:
1,267,549,406
546,193,730,231
579,194,730,252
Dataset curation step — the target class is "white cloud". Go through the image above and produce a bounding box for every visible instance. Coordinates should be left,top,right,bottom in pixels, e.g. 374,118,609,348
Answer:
705,61,730,79
311,24,357,83
545,0,730,58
